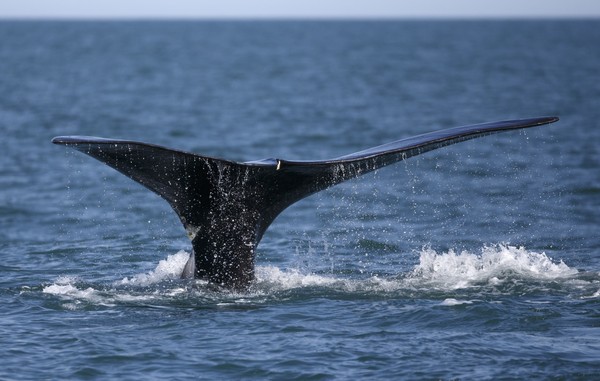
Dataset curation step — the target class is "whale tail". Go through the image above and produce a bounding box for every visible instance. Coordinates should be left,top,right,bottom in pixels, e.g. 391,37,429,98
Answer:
52,116,558,289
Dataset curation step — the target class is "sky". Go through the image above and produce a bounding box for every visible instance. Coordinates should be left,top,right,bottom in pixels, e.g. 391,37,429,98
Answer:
1,0,599,19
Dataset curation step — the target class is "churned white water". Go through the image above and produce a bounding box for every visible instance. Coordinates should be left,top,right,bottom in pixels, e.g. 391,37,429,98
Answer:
42,244,581,304
115,250,190,286
409,244,578,289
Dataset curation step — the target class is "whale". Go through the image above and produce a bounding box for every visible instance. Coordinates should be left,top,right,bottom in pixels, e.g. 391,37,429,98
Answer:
53,116,558,289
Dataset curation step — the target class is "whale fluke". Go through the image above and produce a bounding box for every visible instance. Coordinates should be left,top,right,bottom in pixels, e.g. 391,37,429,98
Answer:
52,116,558,289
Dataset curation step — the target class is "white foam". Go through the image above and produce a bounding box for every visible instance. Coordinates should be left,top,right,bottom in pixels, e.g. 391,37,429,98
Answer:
255,266,342,290
254,266,382,293
254,245,579,293
43,276,99,301
116,250,190,286
41,253,191,308
40,245,582,307
440,298,474,306
409,244,578,290
581,288,600,299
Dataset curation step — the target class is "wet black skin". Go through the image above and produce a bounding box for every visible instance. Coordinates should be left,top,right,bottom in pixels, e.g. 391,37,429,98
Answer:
53,116,558,289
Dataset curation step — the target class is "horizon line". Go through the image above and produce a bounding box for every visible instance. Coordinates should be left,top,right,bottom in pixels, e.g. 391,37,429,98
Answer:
1,15,599,21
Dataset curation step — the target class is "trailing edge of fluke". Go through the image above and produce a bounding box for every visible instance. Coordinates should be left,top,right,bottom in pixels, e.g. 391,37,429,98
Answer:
53,116,558,289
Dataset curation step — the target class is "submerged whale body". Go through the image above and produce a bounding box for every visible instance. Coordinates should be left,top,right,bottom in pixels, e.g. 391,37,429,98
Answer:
53,117,558,289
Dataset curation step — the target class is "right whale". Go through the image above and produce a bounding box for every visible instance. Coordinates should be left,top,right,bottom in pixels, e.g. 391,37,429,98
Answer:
52,116,559,289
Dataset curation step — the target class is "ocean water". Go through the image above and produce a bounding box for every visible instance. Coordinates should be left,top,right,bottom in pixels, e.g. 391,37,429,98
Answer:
1,20,599,380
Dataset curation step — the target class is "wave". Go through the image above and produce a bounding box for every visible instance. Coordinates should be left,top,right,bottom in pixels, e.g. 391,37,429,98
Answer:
40,244,595,308
408,244,579,289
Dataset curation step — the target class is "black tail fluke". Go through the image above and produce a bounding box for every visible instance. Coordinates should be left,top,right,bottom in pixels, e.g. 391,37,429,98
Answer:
53,116,558,288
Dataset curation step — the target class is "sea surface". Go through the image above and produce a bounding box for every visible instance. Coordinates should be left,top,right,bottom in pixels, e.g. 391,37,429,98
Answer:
1,20,599,380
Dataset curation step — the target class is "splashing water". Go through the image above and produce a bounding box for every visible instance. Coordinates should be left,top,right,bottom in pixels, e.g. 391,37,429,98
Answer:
42,276,97,300
116,250,190,286
409,244,579,290
39,244,589,308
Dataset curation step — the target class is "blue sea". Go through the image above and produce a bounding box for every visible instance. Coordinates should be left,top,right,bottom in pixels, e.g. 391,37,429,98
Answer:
1,20,599,380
